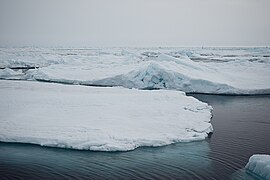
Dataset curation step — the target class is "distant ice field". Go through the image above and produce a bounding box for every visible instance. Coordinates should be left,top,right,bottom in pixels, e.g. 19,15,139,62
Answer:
0,47,269,94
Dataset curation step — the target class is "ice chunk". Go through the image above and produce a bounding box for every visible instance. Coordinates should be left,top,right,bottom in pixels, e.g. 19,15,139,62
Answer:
245,154,270,180
0,80,213,151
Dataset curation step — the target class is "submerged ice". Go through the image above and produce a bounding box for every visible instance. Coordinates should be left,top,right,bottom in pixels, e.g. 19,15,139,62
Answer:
0,80,212,151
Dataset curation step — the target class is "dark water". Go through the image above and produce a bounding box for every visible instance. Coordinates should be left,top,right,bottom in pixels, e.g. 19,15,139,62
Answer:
0,95,269,180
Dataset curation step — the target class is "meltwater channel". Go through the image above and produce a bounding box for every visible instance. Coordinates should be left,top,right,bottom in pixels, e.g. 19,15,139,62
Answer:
0,95,269,180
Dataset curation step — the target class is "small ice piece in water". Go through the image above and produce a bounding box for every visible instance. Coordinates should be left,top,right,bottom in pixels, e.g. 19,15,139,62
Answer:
245,154,270,180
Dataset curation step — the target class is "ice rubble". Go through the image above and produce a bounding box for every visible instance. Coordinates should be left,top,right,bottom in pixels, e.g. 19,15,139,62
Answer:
245,154,270,180
0,47,269,94
0,80,213,151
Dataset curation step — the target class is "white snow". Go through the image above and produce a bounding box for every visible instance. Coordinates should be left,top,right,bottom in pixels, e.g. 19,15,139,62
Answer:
245,154,270,180
0,80,212,151
0,47,269,151
0,47,269,94
0,68,24,79
94,54,270,94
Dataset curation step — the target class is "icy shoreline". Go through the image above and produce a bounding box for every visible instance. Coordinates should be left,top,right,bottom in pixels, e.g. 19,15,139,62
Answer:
0,80,212,151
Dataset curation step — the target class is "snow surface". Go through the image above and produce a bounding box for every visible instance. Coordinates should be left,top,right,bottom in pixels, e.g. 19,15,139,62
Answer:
0,68,24,79
0,80,212,151
245,154,270,180
0,47,269,94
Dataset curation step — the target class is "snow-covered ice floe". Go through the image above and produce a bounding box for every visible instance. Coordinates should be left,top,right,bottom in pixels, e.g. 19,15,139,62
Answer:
245,154,270,180
1,47,269,94
0,80,212,151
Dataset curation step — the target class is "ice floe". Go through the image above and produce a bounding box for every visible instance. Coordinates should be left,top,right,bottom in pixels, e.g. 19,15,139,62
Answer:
0,80,212,151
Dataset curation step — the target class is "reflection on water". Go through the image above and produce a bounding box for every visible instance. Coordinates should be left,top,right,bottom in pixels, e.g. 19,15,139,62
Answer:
1,95,270,180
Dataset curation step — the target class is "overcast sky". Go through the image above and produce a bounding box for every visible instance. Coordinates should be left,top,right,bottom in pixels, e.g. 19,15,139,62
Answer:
0,0,269,47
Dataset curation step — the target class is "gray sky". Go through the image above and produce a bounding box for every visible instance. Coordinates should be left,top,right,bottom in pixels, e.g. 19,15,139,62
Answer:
0,0,269,47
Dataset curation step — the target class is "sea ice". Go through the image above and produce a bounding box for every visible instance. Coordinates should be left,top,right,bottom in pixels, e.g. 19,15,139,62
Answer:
0,47,269,94
245,154,270,180
0,68,24,79
0,80,213,151
93,54,270,94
